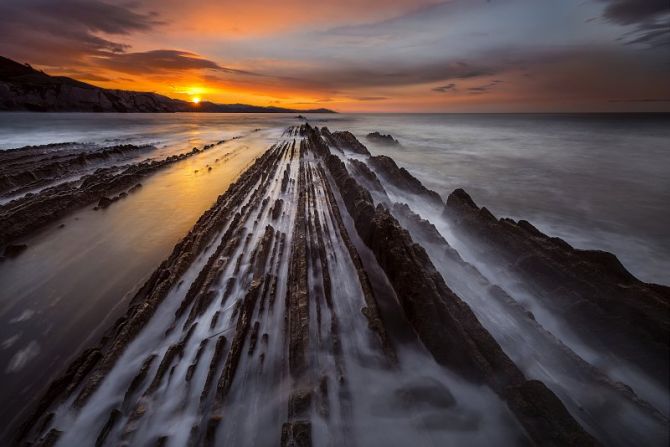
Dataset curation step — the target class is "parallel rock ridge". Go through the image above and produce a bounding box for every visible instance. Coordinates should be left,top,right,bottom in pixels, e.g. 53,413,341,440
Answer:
445,187,670,385
14,125,668,447
0,139,227,249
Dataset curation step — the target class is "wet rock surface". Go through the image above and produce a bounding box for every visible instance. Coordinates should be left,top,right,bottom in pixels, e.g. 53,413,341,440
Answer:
0,139,227,249
366,131,400,145
320,127,371,155
318,134,597,446
367,155,443,206
445,188,670,386
0,142,154,198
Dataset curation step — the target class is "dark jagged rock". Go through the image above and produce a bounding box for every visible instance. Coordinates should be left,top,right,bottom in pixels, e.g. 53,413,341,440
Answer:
36,428,62,447
368,155,443,206
288,389,312,418
0,138,227,246
122,355,157,408
394,199,670,442
445,188,670,385
280,421,312,447
347,158,388,198
200,336,228,404
17,146,288,443
314,129,598,446
271,198,284,220
97,196,114,209
0,142,154,197
16,348,102,441
186,340,209,383
286,153,310,378
320,127,370,155
314,163,396,362
281,163,291,193
366,131,400,145
215,281,263,401
95,409,121,447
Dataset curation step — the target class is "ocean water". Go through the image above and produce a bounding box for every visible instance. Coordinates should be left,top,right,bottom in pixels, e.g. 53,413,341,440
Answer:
0,112,668,444
1,112,668,283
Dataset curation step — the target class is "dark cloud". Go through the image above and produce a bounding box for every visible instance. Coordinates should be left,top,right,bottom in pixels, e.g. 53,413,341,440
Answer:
467,79,503,95
433,79,503,95
286,61,500,92
432,83,456,93
599,0,669,25
0,0,162,65
27,0,162,35
599,0,670,47
96,50,243,75
619,21,670,47
0,1,255,80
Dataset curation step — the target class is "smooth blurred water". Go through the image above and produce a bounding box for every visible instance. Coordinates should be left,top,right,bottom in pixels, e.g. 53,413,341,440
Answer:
1,112,667,284
0,118,280,436
330,113,670,285
0,112,668,444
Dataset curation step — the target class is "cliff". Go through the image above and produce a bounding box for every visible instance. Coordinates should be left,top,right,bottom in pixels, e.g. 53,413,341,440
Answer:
0,56,334,114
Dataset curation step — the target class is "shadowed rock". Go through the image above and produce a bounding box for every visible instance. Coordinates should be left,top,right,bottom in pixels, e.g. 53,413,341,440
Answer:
320,127,370,155
445,187,670,386
368,155,442,206
0,139,228,247
366,131,400,145
314,126,599,446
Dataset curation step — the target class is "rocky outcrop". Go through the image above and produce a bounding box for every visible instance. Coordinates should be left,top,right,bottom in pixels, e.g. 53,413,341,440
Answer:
319,127,370,155
444,188,670,386
0,143,154,197
16,142,291,443
366,132,400,145
0,141,225,249
346,158,388,198
367,155,443,206
313,127,598,446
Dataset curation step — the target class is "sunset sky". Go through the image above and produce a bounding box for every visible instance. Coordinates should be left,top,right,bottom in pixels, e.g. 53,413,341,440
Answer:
1,0,669,112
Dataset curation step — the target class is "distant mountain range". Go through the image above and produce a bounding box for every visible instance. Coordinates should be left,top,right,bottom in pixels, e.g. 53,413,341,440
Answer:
0,56,334,113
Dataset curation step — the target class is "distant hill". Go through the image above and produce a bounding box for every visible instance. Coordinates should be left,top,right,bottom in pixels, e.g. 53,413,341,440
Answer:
0,56,335,113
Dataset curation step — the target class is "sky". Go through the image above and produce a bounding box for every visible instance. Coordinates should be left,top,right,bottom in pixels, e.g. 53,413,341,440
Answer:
1,0,669,112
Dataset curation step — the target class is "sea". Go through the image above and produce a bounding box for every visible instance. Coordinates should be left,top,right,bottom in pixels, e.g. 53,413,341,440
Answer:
2,112,668,283
0,112,668,443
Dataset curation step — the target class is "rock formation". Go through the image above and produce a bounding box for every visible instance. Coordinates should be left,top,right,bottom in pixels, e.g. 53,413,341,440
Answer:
11,125,668,447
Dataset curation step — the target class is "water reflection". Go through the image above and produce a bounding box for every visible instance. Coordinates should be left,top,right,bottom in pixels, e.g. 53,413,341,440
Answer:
0,128,277,434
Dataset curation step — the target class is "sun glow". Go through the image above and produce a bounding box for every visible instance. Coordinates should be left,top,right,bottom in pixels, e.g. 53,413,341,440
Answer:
192,96,201,104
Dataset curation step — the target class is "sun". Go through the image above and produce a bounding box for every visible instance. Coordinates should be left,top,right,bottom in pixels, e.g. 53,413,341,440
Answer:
192,96,201,104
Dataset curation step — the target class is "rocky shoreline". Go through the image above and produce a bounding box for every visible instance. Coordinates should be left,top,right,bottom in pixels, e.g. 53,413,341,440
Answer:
9,125,669,446
0,139,231,254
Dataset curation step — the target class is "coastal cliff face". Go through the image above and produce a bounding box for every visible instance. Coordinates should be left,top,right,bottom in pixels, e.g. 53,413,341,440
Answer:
0,56,333,113
0,81,185,113
0,56,184,112
4,125,668,446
